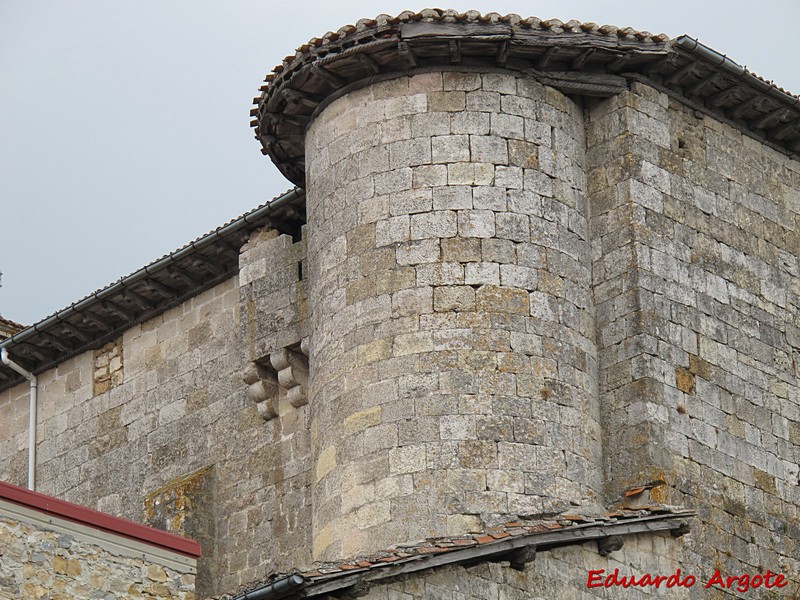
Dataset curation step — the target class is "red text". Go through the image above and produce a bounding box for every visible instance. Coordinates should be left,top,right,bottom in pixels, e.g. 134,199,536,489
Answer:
704,569,787,592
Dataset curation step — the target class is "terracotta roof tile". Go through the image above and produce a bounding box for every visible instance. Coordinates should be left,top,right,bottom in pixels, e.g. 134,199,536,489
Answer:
0,316,24,330
211,506,695,599
451,538,477,546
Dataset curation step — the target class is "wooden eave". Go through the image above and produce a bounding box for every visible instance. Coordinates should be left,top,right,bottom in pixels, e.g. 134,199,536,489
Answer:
253,13,800,186
0,189,306,392
225,508,695,600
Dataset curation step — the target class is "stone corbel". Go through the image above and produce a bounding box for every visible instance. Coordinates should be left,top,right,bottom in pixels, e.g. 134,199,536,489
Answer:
597,535,624,556
269,345,309,409
245,338,310,421
243,363,279,420
508,545,536,571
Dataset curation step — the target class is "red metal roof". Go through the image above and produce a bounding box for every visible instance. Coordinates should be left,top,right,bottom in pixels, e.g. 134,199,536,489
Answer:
0,480,201,558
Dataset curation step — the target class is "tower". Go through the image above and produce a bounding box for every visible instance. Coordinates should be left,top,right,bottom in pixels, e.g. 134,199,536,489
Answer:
253,10,800,580
253,11,645,561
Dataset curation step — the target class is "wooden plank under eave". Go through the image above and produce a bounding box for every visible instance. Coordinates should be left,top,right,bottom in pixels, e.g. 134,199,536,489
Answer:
401,22,511,40
512,30,668,52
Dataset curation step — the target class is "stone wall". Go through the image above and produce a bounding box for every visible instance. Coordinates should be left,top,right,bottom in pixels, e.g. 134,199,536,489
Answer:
0,63,798,598
348,530,795,599
305,70,602,561
0,500,196,599
588,82,800,578
356,536,700,600
0,232,313,597
301,69,800,581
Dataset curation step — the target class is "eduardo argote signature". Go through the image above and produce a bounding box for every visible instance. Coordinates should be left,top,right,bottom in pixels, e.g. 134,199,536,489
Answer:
587,568,789,593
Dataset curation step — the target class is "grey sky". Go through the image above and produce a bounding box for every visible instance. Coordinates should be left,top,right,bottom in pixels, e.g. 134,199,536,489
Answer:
2,0,798,325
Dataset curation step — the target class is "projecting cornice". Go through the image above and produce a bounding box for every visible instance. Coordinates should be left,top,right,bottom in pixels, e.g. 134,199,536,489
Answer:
252,9,800,186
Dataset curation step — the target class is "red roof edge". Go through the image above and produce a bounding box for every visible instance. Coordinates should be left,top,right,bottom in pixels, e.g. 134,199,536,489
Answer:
0,480,201,558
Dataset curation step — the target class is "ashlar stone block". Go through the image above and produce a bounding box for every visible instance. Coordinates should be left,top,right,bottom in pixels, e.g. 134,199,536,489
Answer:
458,210,496,238
432,135,471,164
410,211,458,240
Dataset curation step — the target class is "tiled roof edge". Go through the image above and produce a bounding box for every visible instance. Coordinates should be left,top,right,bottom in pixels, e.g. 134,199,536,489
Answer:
254,10,800,187
217,507,695,600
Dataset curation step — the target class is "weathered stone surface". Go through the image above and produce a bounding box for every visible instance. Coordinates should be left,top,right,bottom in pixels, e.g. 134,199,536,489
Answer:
0,508,195,599
0,273,312,597
589,81,800,588
305,71,600,561
1,49,799,600
93,339,123,396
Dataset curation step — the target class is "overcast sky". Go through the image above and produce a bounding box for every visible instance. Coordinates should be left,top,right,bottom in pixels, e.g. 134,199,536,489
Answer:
1,0,798,326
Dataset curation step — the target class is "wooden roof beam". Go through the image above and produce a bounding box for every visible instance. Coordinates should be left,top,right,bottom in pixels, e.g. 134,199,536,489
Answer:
260,133,305,146
355,52,381,74
121,288,156,311
59,321,92,343
606,53,629,72
281,88,322,107
449,40,461,64
266,215,299,237
750,107,789,131
263,112,311,128
39,331,74,353
145,278,180,300
730,95,762,119
193,254,226,277
571,48,595,70
495,41,510,66
16,344,48,363
706,84,739,107
688,72,719,96
540,46,559,69
312,65,346,87
666,61,696,85
769,117,800,141
168,266,201,288
101,300,135,322
81,310,116,331
216,239,241,258
398,42,418,67
281,205,305,222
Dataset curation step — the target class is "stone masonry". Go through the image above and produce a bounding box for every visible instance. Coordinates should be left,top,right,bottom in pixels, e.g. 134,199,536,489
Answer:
0,493,196,600
1,11,799,598
0,274,312,597
305,71,602,561
589,81,800,577
1,515,194,599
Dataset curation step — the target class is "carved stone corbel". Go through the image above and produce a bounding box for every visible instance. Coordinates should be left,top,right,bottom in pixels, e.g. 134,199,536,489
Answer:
245,338,310,421
243,363,279,420
269,347,308,408
597,535,624,556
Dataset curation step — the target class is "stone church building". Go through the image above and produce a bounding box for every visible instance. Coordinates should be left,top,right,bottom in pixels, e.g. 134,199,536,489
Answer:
1,10,799,599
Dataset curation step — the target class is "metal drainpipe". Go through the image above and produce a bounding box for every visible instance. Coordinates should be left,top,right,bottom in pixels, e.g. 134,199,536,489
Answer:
1,348,38,491
234,574,306,600
675,36,800,108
